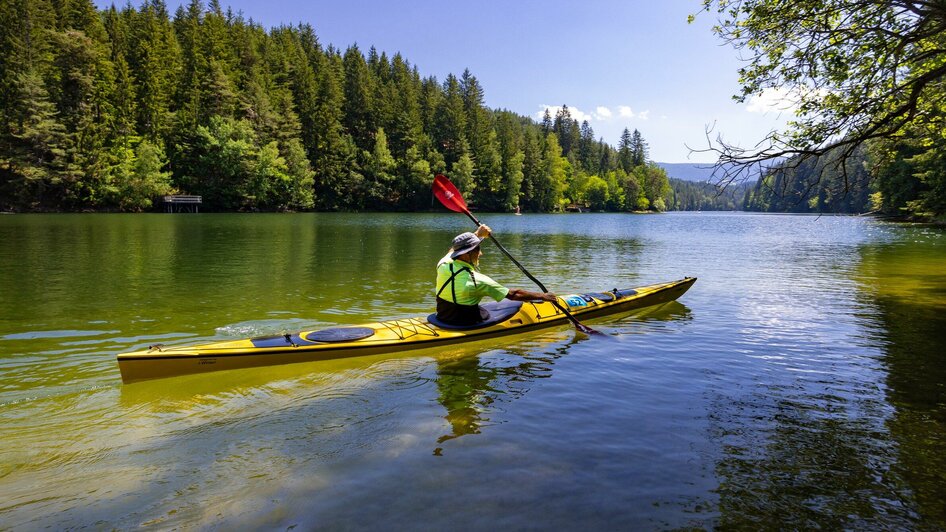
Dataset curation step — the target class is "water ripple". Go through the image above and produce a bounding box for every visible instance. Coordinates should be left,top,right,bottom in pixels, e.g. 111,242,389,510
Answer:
1,213,944,529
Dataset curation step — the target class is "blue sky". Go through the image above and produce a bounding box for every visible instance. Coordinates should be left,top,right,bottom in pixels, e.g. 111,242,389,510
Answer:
95,0,791,163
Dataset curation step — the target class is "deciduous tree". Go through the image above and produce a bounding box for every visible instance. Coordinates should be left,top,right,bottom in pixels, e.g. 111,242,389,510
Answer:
695,0,946,210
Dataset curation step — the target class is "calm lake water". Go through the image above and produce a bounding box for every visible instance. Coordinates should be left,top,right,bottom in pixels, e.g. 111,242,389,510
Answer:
1,212,945,529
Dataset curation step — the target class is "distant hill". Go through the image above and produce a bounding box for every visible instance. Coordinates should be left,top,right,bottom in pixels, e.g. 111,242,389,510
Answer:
656,162,719,183
656,161,780,184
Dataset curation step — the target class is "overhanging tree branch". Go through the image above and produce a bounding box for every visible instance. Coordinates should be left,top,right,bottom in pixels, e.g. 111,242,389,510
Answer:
693,0,946,193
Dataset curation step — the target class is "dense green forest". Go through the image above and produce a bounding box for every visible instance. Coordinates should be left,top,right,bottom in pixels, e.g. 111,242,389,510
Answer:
670,178,743,211
742,139,945,219
742,148,872,214
0,0,739,214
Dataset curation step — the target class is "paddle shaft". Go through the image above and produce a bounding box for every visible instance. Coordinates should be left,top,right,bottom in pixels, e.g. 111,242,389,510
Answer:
457,209,594,333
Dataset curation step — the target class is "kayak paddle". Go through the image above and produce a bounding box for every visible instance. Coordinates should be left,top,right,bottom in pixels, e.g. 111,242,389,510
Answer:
433,174,600,335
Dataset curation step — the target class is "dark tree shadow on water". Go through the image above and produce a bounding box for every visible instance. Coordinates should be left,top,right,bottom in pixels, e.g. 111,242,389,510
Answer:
701,243,946,530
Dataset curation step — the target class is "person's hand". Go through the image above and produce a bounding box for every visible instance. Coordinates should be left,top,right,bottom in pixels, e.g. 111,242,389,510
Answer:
475,224,491,239
543,292,557,302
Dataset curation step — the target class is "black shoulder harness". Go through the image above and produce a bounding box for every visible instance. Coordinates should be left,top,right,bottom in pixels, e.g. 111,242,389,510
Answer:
437,263,476,302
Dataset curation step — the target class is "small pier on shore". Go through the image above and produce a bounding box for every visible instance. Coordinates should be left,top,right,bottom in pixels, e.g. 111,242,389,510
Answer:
162,195,202,213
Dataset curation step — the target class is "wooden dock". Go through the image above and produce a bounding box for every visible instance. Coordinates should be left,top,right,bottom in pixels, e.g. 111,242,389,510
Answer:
162,195,202,213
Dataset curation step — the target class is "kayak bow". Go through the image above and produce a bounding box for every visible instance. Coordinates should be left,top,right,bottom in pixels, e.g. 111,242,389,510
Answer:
117,277,696,383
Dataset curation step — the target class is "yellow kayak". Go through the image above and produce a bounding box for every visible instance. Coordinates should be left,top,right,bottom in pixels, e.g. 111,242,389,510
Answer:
117,277,696,383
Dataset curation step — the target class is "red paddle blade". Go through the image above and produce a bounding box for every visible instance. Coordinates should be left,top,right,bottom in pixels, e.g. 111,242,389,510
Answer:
433,174,468,213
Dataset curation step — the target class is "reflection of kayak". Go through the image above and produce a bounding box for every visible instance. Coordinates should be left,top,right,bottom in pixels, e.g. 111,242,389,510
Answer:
118,277,696,383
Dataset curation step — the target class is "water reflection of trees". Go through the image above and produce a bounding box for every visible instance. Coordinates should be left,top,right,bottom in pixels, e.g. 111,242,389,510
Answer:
711,394,916,529
705,241,946,528
858,244,946,528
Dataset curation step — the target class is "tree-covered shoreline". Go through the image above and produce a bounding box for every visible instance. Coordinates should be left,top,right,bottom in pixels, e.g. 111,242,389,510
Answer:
2,0,743,214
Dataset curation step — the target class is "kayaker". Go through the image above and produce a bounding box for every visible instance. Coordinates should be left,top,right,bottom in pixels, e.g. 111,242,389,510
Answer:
436,225,557,325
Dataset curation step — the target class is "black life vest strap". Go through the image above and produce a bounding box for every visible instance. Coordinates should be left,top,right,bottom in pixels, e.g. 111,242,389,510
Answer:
437,263,475,303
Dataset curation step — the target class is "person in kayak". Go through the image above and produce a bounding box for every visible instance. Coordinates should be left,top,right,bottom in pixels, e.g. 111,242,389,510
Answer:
436,224,557,325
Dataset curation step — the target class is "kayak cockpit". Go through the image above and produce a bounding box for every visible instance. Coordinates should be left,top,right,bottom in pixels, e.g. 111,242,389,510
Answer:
250,326,376,348
427,300,524,330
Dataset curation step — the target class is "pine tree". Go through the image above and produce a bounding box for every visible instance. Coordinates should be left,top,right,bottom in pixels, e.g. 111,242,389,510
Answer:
368,47,395,139
553,105,573,156
618,128,633,173
460,69,486,147
281,25,318,148
103,7,136,142
567,119,580,164
364,127,395,208
310,43,355,210
418,76,441,139
129,0,180,140
577,121,596,171
239,25,283,144
50,0,118,207
1,70,74,206
541,108,552,135
520,128,541,210
0,0,62,207
1,0,57,127
630,129,648,167
201,0,235,73
537,132,565,211
459,70,501,207
281,136,315,210
474,129,502,208
342,44,376,152
495,111,524,211
433,73,467,168
386,53,422,158
597,138,613,174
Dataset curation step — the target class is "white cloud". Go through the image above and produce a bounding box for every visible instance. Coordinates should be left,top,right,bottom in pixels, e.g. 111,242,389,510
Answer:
536,104,592,123
571,108,593,122
746,87,800,114
535,104,650,123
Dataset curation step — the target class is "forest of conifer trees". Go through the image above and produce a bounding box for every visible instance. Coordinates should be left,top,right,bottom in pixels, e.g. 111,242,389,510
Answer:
740,141,945,219
0,0,742,213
